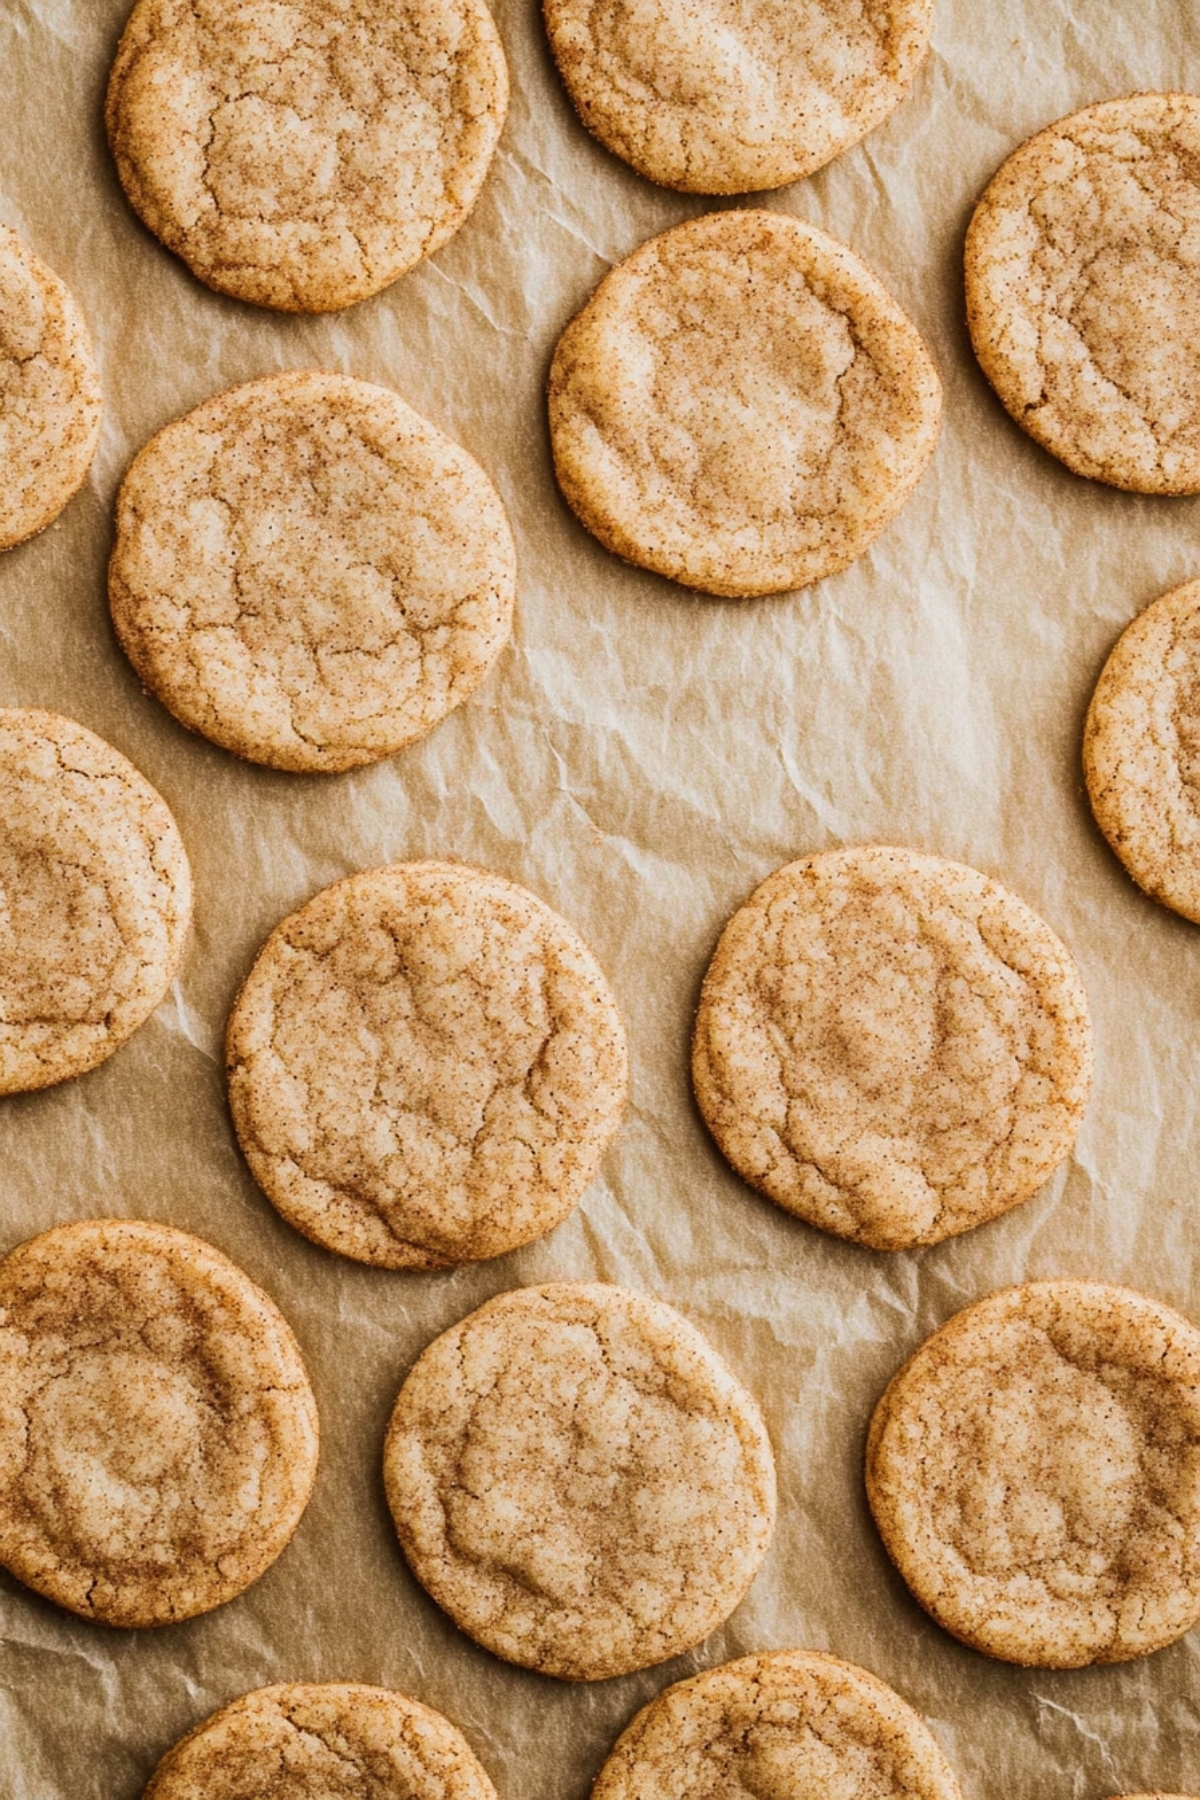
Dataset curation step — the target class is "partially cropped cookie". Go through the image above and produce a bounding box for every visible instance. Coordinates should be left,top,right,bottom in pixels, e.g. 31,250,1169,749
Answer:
106,0,508,312
227,863,628,1266
545,0,933,195
693,846,1092,1250
384,1283,776,1678
110,373,515,773
0,1218,318,1627
866,1281,1200,1666
0,709,191,1094
966,93,1200,491
0,226,102,550
549,210,941,597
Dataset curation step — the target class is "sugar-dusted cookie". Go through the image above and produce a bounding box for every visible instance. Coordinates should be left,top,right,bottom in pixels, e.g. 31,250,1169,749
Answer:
0,1218,319,1627
866,1281,1200,1666
383,1283,776,1678
0,708,192,1094
227,863,628,1266
966,93,1200,492
110,373,515,773
106,0,509,313
693,846,1092,1250
0,226,102,550
548,210,941,597
544,0,933,196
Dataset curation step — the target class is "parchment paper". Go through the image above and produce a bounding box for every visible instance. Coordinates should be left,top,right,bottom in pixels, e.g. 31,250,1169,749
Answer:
2,1,1200,1795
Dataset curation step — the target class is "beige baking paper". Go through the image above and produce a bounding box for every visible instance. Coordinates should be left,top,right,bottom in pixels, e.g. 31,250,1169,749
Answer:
2,1,1199,1795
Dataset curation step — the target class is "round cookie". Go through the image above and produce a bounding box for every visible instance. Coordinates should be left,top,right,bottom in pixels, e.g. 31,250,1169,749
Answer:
0,226,102,550
383,1282,776,1678
106,0,509,313
109,372,516,773
0,708,192,1095
692,846,1092,1251
966,93,1200,492
866,1281,1200,1667
0,1218,319,1627
548,209,941,597
590,1649,962,1800
144,1683,497,1800
544,0,933,196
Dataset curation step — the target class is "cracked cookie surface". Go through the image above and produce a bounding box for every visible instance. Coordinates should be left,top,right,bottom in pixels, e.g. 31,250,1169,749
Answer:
227,863,628,1266
106,0,509,312
866,1281,1200,1666
110,373,515,773
548,210,941,597
0,1218,319,1627
544,0,933,196
383,1282,776,1678
966,93,1200,492
0,708,192,1094
692,846,1092,1250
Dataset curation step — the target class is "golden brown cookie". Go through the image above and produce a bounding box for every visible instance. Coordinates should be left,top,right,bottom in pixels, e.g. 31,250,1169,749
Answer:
106,0,509,313
0,1218,319,1627
866,1281,1200,1666
966,93,1200,492
383,1282,776,1678
0,708,192,1094
548,210,941,597
226,862,628,1266
109,372,515,773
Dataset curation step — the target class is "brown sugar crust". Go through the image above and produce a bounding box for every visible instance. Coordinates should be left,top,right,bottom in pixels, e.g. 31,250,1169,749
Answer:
226,863,629,1267
590,1649,962,1800
383,1282,776,1678
109,372,515,773
965,93,1200,493
548,210,941,598
0,226,102,551
543,0,933,197
866,1281,1200,1667
105,0,509,313
0,1218,319,1627
0,709,192,1095
144,1683,497,1800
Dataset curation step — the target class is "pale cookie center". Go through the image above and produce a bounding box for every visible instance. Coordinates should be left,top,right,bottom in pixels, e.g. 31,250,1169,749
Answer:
1167,618,1200,812
0,842,124,1027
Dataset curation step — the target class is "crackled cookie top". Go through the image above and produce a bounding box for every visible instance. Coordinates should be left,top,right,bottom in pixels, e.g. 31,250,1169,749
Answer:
693,846,1092,1250
106,0,509,312
0,226,102,551
0,709,192,1095
145,1683,498,1800
966,93,1200,492
866,1281,1200,1667
591,1650,962,1800
544,0,933,195
548,210,941,597
0,1218,319,1627
110,373,515,773
383,1283,776,1678
227,863,628,1266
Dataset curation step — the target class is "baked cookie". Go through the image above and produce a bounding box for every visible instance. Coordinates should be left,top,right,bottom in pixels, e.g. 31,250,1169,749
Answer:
106,0,509,313
383,1282,776,1678
0,708,192,1094
866,1281,1200,1666
110,372,516,773
548,210,941,597
590,1649,962,1800
966,93,1200,492
692,846,1092,1250
226,863,628,1266
0,226,102,550
544,0,933,196
144,1683,497,1800
0,1218,319,1627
